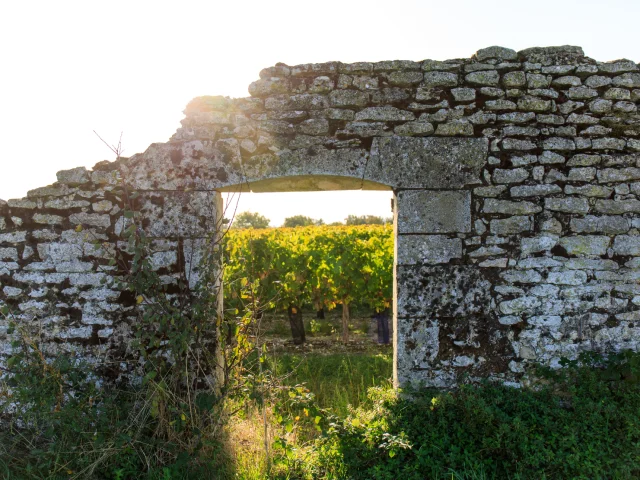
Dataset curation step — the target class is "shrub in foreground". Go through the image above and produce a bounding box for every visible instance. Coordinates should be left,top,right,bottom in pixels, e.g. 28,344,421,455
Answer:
292,351,640,479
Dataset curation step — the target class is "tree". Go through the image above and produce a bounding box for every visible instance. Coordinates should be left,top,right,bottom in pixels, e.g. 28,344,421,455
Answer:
283,215,324,227
232,211,270,229
345,215,391,226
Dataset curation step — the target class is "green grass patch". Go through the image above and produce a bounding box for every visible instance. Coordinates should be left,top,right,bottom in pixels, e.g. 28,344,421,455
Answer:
270,352,393,416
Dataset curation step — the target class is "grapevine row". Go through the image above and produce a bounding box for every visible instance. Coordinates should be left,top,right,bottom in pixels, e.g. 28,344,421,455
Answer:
223,225,393,342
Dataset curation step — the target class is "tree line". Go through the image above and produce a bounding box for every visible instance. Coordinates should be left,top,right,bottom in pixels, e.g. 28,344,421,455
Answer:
230,212,393,229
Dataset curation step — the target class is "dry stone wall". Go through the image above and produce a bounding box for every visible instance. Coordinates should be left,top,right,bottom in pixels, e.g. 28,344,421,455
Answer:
2,45,640,388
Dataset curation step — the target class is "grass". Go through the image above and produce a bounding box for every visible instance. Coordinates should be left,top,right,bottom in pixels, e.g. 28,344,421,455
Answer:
228,349,393,479
270,351,392,416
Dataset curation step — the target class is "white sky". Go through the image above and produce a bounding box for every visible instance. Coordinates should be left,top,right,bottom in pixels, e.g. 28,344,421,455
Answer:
1,0,639,226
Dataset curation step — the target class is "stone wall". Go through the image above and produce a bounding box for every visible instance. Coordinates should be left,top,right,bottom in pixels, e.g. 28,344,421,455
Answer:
2,45,640,388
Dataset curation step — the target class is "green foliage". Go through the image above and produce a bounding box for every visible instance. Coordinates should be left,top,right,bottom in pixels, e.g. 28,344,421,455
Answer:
283,215,324,227
223,224,393,318
0,186,270,479
293,351,640,480
345,215,391,226
232,211,271,229
270,352,392,417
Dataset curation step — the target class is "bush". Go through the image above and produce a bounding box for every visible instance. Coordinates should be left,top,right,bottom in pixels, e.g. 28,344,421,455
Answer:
297,351,640,479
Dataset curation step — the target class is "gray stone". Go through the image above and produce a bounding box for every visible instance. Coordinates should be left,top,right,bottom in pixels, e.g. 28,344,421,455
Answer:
564,185,613,198
501,138,536,150
559,236,611,256
396,235,462,265
594,199,640,214
499,296,541,315
552,76,581,87
484,199,541,215
397,191,471,234
368,137,487,189
567,154,601,166
589,98,613,113
397,265,492,317
338,122,391,137
466,71,500,86
501,71,526,88
328,90,369,108
476,46,517,61
498,112,536,123
521,235,558,254
598,167,640,183
538,151,565,165
56,167,90,186
510,185,561,197
355,106,415,122
566,87,599,100
544,197,589,214
492,168,529,184
613,236,640,256
604,88,631,100
486,99,516,111
518,96,552,112
567,167,596,182
565,259,619,270
570,216,629,233
490,216,533,234
298,118,329,135
69,213,111,228
422,71,458,88
501,269,543,284
435,122,474,136
543,137,575,151
474,185,507,197
394,122,435,136
451,88,476,102
547,271,588,285
388,71,423,86
0,231,27,244
612,73,640,88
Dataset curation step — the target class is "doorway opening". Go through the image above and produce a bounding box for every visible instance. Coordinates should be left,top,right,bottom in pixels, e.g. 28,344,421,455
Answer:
219,179,396,414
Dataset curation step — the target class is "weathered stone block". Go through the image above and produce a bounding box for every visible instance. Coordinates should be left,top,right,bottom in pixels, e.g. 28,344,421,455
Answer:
544,197,589,214
465,71,500,86
559,236,611,256
435,122,474,136
368,137,488,189
598,168,640,183
56,167,90,186
355,106,415,122
565,185,613,198
483,199,541,215
493,168,529,184
476,46,517,62
594,199,640,214
422,71,458,88
451,88,476,102
69,213,111,228
570,216,629,234
547,271,587,285
394,122,434,136
397,191,471,234
511,184,561,197
328,90,369,108
397,265,493,317
490,216,533,234
396,235,462,265
613,236,640,256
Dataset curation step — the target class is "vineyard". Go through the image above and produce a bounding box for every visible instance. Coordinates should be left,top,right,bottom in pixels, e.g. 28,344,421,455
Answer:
223,225,393,343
